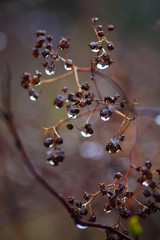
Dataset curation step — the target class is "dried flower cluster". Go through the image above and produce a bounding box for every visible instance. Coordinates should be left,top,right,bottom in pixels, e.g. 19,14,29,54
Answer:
20,17,160,240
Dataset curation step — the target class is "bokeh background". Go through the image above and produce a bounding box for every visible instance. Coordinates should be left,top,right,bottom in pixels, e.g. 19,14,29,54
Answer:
0,0,160,239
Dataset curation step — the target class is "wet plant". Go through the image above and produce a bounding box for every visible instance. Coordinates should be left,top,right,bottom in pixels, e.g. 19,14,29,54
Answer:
1,17,160,240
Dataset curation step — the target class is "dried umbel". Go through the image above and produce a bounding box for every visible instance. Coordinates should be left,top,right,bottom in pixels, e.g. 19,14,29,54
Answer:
19,17,160,240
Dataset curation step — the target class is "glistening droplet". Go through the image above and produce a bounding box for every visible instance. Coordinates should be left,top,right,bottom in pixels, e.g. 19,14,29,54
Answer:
91,48,99,53
142,181,149,187
64,64,72,71
81,131,92,138
97,62,109,70
76,224,88,230
104,209,112,213
48,160,55,166
45,68,55,75
101,116,110,121
67,112,78,119
30,96,37,101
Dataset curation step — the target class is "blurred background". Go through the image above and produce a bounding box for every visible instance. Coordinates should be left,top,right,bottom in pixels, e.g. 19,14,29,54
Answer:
0,0,160,239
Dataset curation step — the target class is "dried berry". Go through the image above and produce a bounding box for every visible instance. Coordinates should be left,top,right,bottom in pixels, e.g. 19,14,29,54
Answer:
66,124,74,130
107,42,114,50
21,72,31,89
32,47,41,57
28,88,39,101
106,138,122,154
55,137,63,145
88,213,96,222
44,137,54,148
58,37,70,50
54,94,65,108
114,172,123,180
68,196,75,205
81,82,90,91
107,24,115,31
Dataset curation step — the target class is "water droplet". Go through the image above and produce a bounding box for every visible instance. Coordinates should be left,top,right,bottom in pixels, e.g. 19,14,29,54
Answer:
155,114,160,125
48,160,55,166
142,181,149,187
76,224,88,230
104,208,112,213
101,116,110,121
97,62,109,70
30,96,37,101
81,131,92,138
45,68,55,75
64,64,72,71
91,48,99,53
67,112,78,119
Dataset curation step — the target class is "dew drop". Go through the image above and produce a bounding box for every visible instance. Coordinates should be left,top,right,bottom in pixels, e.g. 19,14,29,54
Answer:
116,149,121,153
64,64,72,71
81,131,92,138
104,209,112,213
48,160,55,166
76,224,88,230
97,62,109,70
67,112,78,119
101,116,110,121
30,96,37,101
45,68,55,75
91,48,99,53
142,181,149,187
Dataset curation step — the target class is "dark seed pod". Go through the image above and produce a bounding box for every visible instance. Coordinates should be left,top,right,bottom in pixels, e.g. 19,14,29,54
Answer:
28,88,39,101
88,213,96,222
58,37,70,50
55,137,63,145
107,24,115,31
54,94,65,108
44,138,54,148
32,47,41,57
107,42,114,50
68,196,75,205
81,82,90,91
21,72,31,89
66,124,74,130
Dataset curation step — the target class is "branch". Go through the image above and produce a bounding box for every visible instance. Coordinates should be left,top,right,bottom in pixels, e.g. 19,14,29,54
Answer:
0,67,134,240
